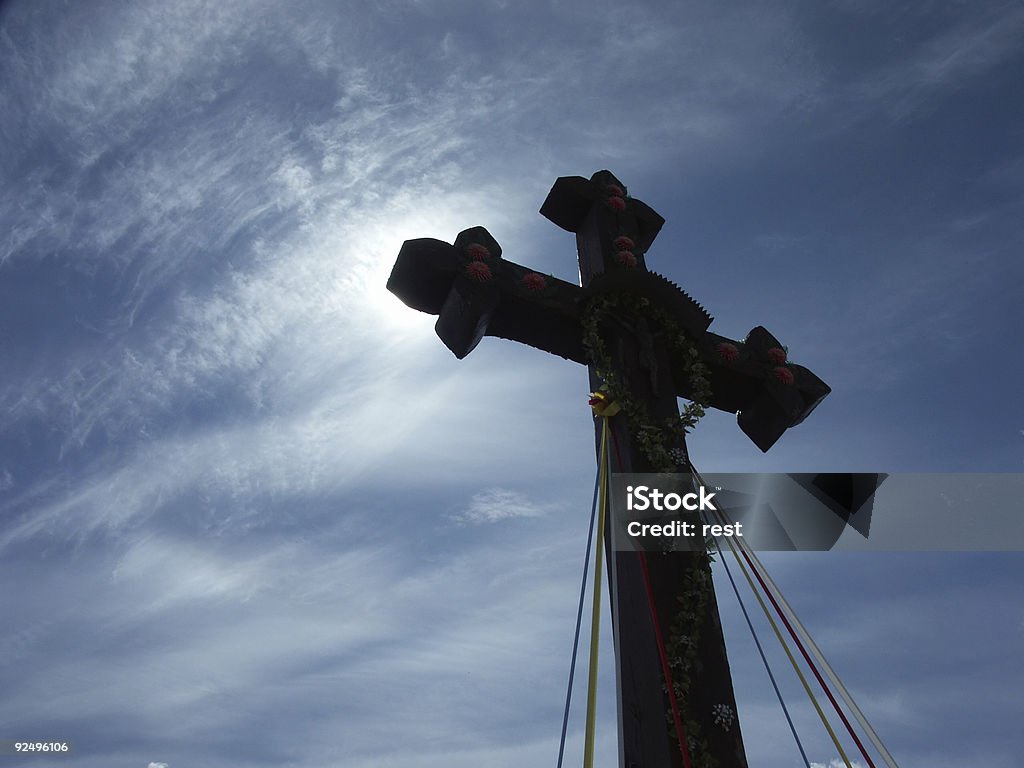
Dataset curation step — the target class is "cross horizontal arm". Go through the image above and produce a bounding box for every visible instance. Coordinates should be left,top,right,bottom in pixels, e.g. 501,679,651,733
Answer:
686,326,831,451
387,172,832,453
387,226,588,362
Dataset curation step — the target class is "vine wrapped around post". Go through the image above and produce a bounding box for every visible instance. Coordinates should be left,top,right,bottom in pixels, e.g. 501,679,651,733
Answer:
581,292,712,473
582,290,724,767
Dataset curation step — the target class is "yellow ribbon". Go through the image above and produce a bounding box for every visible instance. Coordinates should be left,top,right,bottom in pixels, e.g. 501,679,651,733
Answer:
583,417,611,768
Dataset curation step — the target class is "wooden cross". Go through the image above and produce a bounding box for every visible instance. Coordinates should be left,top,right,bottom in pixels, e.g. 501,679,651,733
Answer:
388,170,831,767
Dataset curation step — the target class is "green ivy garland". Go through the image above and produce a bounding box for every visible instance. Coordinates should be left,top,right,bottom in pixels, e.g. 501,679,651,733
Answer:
581,287,722,766
665,554,717,768
581,292,712,473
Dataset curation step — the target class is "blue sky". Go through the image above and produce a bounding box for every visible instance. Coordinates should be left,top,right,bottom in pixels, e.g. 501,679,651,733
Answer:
1,1,1022,766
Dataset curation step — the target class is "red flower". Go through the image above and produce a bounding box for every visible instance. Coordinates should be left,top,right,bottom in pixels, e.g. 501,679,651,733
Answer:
717,342,740,362
606,184,625,197
466,243,491,260
614,235,635,250
607,196,626,211
522,272,547,291
616,250,637,267
465,261,492,282
773,366,795,385
768,347,787,365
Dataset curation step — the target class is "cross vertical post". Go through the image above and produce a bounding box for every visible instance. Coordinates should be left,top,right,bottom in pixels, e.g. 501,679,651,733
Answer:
542,171,747,767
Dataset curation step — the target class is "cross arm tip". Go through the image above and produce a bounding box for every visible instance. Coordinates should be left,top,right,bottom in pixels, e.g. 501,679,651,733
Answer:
386,237,463,315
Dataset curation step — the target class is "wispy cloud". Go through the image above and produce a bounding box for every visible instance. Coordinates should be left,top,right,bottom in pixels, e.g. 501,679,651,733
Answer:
452,487,560,524
848,4,1024,122
0,512,609,767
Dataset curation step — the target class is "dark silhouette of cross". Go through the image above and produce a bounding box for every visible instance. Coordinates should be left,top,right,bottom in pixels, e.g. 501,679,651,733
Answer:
388,170,831,767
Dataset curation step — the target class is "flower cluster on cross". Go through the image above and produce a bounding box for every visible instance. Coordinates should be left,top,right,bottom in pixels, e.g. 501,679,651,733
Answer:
607,187,639,269
715,341,796,386
462,242,493,282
